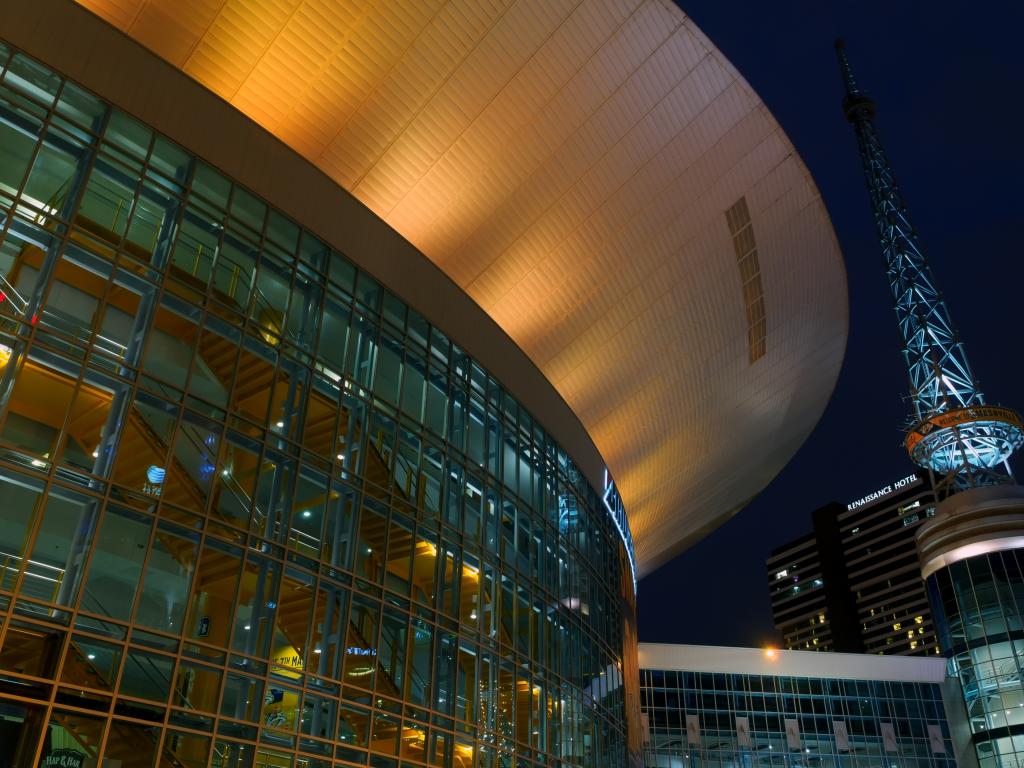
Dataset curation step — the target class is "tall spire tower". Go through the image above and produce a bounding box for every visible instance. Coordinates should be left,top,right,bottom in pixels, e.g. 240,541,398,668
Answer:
838,41,1024,768
835,40,1023,495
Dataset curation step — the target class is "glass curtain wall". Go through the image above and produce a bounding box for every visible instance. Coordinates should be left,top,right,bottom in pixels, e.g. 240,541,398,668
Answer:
0,43,637,768
640,668,956,768
928,550,1024,768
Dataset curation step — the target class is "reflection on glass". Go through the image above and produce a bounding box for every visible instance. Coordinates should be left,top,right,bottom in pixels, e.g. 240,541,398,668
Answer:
0,42,634,768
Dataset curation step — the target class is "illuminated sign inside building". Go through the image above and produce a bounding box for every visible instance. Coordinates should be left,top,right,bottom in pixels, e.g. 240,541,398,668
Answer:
602,470,637,593
346,647,377,656
846,474,920,511
144,464,166,496
44,750,85,768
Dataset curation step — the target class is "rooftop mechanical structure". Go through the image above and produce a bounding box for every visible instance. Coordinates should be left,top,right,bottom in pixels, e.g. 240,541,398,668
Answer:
836,40,1023,496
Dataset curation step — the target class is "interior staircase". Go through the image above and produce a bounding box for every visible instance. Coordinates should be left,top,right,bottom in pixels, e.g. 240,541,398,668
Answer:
0,201,537,765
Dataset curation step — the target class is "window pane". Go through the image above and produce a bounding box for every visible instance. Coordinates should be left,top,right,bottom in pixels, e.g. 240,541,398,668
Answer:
143,302,199,391
103,720,161,768
25,486,94,608
0,469,43,592
0,700,46,767
39,709,106,765
231,553,281,659
0,619,63,678
184,538,242,648
22,125,88,217
174,660,222,713
373,336,401,405
61,634,122,691
0,350,76,468
4,53,60,108
0,107,37,199
104,110,151,161
220,672,263,723
79,156,136,239
134,523,198,633
119,647,173,702
81,505,150,620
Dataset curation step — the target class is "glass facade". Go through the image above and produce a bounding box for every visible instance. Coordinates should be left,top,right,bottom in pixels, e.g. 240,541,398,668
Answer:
641,665,956,768
929,550,1024,768
0,42,637,768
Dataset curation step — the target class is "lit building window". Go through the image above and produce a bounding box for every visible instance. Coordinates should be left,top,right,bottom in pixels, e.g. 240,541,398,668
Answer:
0,41,638,768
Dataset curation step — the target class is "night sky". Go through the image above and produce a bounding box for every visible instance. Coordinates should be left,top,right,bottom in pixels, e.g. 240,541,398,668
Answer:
638,2,1024,647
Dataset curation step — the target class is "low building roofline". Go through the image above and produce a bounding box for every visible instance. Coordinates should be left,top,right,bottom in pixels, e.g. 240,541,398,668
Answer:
638,643,947,683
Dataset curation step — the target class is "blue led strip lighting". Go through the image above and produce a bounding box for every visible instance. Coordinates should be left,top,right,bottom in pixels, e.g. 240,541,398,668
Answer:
603,470,637,594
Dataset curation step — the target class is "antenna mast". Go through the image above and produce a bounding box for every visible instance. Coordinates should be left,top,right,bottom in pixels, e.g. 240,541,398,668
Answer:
835,39,1022,496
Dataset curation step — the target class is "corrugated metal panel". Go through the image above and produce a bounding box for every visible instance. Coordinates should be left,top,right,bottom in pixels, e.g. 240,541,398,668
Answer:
74,0,848,574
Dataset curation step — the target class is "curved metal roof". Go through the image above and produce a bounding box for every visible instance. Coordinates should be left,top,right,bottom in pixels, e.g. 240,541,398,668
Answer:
67,0,848,575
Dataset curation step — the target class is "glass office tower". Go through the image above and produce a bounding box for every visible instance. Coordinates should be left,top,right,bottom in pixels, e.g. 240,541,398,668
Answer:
929,552,1024,768
0,44,637,768
920,486,1024,768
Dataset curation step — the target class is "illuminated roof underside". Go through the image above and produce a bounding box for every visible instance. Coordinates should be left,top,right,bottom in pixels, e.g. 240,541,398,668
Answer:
76,0,848,575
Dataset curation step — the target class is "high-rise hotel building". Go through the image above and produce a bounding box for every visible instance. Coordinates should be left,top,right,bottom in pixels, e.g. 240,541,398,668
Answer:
0,1,848,766
768,474,939,656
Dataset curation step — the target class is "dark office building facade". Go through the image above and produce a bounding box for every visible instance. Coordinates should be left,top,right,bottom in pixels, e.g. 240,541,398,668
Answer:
767,528,860,654
768,473,939,656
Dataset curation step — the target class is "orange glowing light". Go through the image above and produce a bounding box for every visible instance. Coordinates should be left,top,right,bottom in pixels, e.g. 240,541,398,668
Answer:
69,0,850,581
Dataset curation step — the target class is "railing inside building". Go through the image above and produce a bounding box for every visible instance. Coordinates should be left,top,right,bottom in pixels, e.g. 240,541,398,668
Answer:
0,40,637,768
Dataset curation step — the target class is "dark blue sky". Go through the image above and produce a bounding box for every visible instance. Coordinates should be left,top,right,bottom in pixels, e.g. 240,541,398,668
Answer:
638,2,1024,646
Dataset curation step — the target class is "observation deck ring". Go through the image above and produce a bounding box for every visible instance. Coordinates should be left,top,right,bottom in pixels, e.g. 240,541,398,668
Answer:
905,406,1024,472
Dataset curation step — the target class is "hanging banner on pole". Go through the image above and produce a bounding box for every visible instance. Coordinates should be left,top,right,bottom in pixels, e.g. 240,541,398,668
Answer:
686,714,701,746
736,716,751,748
928,725,946,754
833,720,850,752
881,723,898,753
785,719,800,749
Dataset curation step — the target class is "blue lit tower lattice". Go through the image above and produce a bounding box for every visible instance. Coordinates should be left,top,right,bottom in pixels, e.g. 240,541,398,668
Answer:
835,39,1023,496
838,41,1024,768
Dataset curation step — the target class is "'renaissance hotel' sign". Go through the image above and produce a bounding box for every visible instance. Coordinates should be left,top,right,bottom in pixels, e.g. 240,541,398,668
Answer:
846,473,920,511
